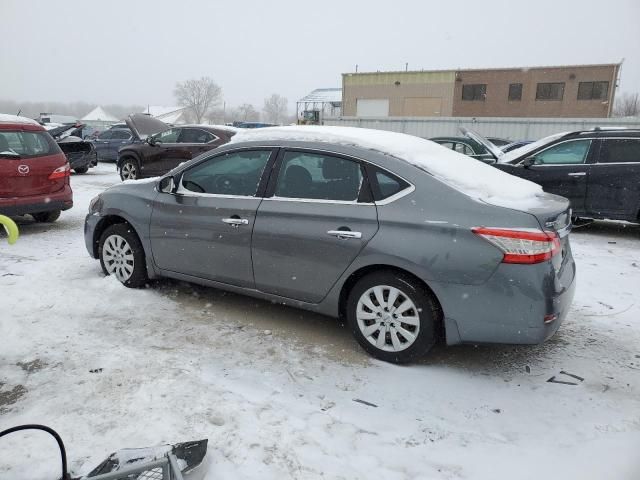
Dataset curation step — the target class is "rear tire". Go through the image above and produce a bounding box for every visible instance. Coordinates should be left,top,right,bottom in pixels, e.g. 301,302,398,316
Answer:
98,223,148,288
32,210,61,223
74,167,89,174
119,158,139,181
346,271,439,363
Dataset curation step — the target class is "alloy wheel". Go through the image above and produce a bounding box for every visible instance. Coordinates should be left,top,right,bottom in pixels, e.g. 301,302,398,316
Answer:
356,285,420,352
121,162,137,180
102,234,135,282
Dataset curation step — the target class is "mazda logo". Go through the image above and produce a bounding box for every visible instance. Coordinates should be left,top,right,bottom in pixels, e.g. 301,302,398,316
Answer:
17,165,29,175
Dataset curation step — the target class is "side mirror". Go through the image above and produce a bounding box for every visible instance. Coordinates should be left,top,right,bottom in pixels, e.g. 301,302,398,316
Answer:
522,157,536,168
158,176,176,194
146,136,157,146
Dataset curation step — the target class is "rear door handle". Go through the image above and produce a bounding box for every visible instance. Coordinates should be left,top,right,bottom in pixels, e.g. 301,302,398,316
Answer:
327,230,362,239
567,172,586,177
222,217,249,227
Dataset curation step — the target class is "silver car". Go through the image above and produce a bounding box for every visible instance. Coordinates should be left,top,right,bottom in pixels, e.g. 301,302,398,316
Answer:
85,128,576,363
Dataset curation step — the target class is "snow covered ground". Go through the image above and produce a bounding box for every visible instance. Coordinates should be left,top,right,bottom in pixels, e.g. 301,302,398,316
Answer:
1,163,639,480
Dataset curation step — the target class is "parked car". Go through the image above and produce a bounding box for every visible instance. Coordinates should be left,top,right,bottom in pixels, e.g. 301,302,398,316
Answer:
0,114,72,222
234,122,277,128
91,126,134,162
46,123,97,174
469,128,640,223
117,114,237,180
501,140,534,153
429,136,496,163
85,127,575,363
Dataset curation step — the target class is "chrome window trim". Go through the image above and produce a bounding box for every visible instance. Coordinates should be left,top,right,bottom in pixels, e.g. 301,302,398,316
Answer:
514,138,592,166
265,196,372,206
375,184,415,206
175,183,261,200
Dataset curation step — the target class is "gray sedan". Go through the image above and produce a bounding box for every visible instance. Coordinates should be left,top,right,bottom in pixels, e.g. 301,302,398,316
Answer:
85,131,576,363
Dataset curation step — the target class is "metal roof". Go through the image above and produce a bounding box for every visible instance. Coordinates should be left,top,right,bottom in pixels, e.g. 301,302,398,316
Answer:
298,88,342,104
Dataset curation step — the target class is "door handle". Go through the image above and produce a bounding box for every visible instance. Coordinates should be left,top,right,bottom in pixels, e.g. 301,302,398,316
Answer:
222,217,249,227
327,230,362,239
567,172,586,177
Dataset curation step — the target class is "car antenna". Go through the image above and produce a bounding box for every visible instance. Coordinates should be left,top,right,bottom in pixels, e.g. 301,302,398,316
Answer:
16,109,21,116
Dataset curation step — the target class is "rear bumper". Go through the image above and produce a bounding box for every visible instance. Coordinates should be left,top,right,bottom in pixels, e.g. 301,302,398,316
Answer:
0,185,73,216
438,248,576,346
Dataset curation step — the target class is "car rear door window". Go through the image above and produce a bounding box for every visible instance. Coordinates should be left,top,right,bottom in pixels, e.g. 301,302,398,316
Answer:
453,142,473,155
598,139,640,164
178,128,216,144
97,131,112,140
111,130,131,140
180,150,272,196
532,140,591,165
274,151,363,201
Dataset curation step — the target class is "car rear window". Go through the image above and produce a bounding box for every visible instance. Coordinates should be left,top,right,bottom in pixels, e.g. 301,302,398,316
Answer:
0,130,59,158
370,167,410,201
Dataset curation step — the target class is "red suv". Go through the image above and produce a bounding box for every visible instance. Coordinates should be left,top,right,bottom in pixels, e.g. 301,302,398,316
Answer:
0,114,73,222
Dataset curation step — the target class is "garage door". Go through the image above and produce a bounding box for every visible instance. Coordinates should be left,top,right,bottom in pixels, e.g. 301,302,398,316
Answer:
356,99,389,117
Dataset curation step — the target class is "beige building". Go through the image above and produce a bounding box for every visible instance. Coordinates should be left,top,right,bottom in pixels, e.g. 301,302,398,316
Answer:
342,64,620,118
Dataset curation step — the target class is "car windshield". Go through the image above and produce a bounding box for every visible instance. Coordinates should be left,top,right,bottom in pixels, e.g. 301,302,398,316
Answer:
0,130,54,157
2,3,639,480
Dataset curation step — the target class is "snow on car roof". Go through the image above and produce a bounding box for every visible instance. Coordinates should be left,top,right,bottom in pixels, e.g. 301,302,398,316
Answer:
0,113,41,126
231,126,545,209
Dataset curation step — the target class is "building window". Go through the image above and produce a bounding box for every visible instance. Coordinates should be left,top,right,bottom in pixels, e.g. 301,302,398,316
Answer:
535,82,565,101
508,83,523,101
462,84,487,101
577,81,609,100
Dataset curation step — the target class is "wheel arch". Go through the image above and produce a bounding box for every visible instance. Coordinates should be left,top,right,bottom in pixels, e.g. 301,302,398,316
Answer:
117,150,141,170
338,264,445,339
92,215,138,258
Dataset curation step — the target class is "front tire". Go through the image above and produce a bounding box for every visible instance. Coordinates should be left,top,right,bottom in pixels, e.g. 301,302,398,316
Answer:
119,158,139,181
98,223,148,288
32,210,61,223
346,271,439,363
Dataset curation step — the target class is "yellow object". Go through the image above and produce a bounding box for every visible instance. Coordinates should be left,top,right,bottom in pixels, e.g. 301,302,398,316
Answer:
0,215,19,245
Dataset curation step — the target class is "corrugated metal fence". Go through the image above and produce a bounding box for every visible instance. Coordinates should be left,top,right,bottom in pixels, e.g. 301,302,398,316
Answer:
323,116,640,140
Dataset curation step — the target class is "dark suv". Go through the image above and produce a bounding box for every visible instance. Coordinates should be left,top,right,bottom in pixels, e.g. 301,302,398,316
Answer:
484,128,640,223
117,114,237,180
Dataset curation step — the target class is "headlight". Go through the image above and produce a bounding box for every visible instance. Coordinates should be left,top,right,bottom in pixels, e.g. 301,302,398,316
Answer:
88,195,102,214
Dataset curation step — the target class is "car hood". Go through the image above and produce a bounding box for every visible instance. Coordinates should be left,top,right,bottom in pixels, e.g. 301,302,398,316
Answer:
125,114,168,141
47,123,85,139
459,127,504,161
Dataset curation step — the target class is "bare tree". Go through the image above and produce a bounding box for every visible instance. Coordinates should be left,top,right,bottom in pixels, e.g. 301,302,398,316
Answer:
613,92,640,117
262,94,288,124
237,103,259,122
174,77,222,123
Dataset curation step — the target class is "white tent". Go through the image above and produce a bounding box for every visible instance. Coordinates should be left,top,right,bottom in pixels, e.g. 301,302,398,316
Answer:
141,106,187,125
82,106,118,122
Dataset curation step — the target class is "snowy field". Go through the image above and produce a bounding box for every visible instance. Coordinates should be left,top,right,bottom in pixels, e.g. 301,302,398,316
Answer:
1,163,639,480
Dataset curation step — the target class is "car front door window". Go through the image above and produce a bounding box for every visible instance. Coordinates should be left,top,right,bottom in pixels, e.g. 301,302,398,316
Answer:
532,140,591,165
274,151,363,201
179,150,272,196
154,128,180,144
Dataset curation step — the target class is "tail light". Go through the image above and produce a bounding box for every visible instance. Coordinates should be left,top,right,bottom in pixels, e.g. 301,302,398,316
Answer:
49,164,71,180
472,227,560,264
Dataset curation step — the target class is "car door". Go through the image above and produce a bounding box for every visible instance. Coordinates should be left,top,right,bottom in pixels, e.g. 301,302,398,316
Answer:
108,130,133,161
144,128,183,176
497,139,594,214
93,130,112,161
586,137,640,219
252,149,379,304
149,148,276,287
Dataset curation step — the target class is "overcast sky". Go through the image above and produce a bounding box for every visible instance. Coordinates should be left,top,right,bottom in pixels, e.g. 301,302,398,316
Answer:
1,0,638,111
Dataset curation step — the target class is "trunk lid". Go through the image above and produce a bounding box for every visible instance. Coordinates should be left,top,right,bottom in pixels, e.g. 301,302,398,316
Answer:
525,192,572,271
125,113,168,141
460,127,505,162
